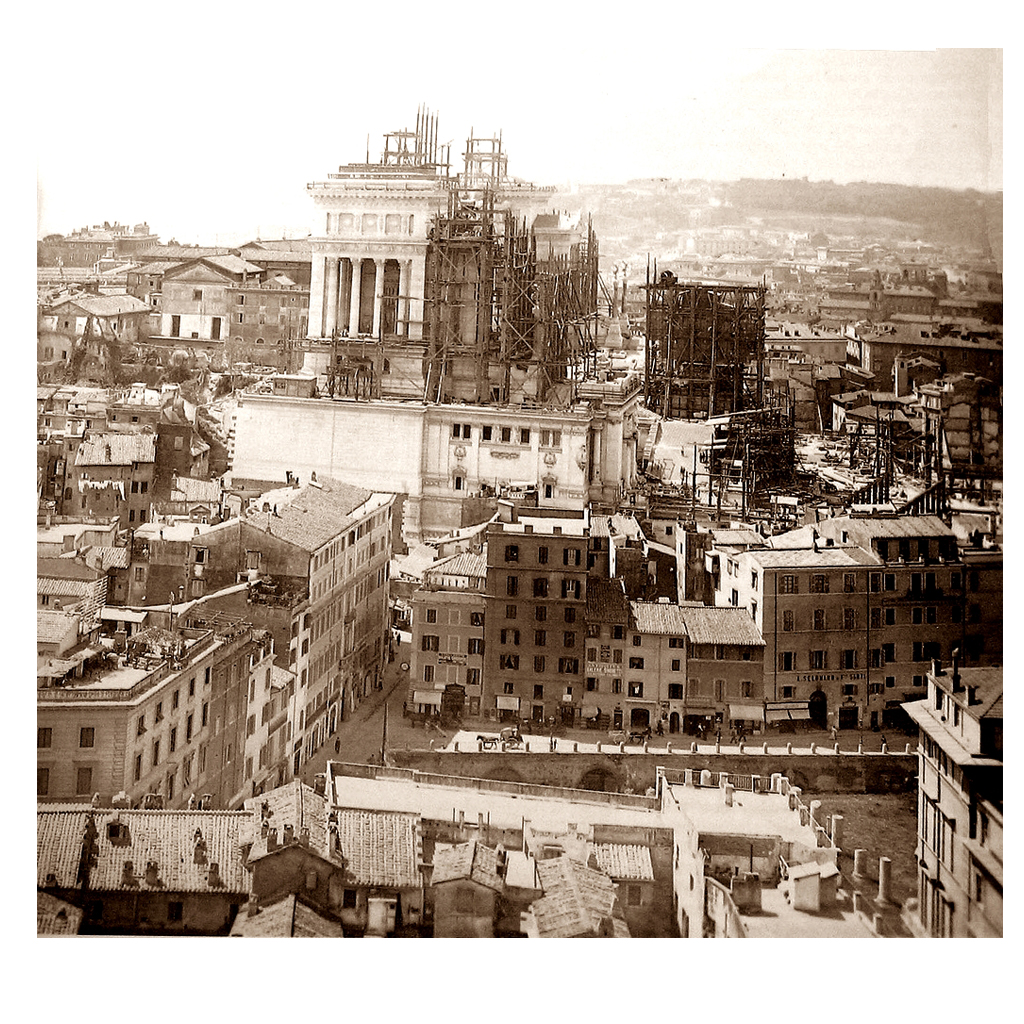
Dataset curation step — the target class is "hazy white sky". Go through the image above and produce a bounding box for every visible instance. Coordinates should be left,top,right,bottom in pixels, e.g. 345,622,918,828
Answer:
33,5,1001,245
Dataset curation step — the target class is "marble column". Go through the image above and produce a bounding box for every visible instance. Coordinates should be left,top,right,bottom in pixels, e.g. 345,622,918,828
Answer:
408,254,426,342
399,260,413,338
348,258,363,336
308,254,326,338
339,259,353,333
371,259,384,339
324,257,339,337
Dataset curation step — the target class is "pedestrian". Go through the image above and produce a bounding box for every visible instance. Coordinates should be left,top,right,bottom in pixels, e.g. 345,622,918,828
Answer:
880,733,887,749
831,726,838,742
334,738,340,754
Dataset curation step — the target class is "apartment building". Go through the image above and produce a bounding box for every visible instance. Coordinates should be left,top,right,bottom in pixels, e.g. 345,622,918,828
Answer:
483,513,589,725
37,614,274,809
71,432,157,528
903,660,1002,937
408,552,487,718
624,602,765,736
129,477,394,777
711,514,971,731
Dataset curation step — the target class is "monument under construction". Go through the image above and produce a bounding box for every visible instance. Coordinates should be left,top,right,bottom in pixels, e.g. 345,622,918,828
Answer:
233,109,642,542
303,108,600,409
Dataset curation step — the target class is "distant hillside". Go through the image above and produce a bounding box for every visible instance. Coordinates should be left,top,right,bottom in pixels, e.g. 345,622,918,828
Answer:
721,179,1001,253
554,178,1001,266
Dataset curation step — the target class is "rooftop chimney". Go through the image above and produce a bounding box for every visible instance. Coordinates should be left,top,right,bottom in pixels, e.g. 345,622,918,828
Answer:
951,648,962,692
931,658,944,677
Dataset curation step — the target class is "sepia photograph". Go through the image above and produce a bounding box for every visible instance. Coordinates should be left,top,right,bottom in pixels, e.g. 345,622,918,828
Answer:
30,6,1001,965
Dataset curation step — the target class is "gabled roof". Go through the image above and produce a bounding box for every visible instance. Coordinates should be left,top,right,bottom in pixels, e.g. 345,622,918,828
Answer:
37,556,104,582
679,606,765,647
229,893,344,937
171,476,221,504
37,892,84,936
245,781,330,860
431,840,505,892
47,293,151,318
243,478,378,553
74,432,157,466
530,857,629,938
37,808,94,889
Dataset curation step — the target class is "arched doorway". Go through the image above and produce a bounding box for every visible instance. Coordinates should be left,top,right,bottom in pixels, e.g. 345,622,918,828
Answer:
669,712,680,734
808,689,827,729
630,708,650,729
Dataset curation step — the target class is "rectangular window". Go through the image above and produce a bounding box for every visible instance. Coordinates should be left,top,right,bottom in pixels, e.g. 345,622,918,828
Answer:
563,548,581,567
558,658,579,674
193,289,203,301
781,685,796,699
629,681,644,698
841,649,858,670
781,575,797,594
882,642,895,664
76,767,92,794
533,577,549,598
201,702,209,727
137,714,146,736
535,630,546,647
499,655,520,670
844,608,856,630
506,575,519,596
778,651,795,671
500,427,512,443
423,665,434,683
421,635,439,652
870,573,881,593
870,607,882,629
520,428,530,444
425,608,436,623
811,574,829,594
468,638,484,655
534,656,546,673
503,682,514,695
586,677,598,692
505,604,517,619
563,631,576,648
186,713,194,742
612,678,623,694
813,609,826,631
671,659,681,671
884,573,896,591
809,650,827,670
538,546,549,565
535,606,547,622
668,683,683,700
505,544,519,562
470,612,484,627
38,727,52,748
781,609,794,632
844,573,856,593
629,656,644,669
79,727,94,748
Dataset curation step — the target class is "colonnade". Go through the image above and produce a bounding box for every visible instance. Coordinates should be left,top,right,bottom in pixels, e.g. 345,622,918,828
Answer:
309,255,416,340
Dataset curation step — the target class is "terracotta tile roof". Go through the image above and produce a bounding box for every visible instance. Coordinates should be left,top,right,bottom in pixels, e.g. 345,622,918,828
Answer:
47,294,151,318
84,546,130,571
171,476,221,504
431,840,505,892
245,478,378,552
530,857,629,938
591,843,655,881
424,551,487,581
37,808,94,889
37,609,79,644
229,894,344,937
629,601,690,636
334,809,422,888
74,432,157,466
37,892,84,935
587,577,629,624
678,606,765,647
37,577,90,598
817,514,954,544
245,781,330,860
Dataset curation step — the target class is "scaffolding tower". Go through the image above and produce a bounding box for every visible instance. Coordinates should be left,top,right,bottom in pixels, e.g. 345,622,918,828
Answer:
422,189,599,407
643,273,767,420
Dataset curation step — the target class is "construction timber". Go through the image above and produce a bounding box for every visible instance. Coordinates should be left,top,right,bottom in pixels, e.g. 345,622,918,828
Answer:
643,273,766,420
422,187,598,407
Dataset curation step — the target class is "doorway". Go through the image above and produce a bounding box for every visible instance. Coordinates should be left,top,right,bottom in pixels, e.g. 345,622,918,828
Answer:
630,708,650,729
808,689,827,729
669,712,680,734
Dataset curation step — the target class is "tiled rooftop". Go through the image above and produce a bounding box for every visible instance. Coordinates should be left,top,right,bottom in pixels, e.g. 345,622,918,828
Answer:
431,840,505,891
75,432,157,466
228,894,344,937
530,857,628,938
424,551,487,581
678,606,765,647
587,577,629,623
48,293,151,317
591,843,655,881
37,609,79,644
334,809,422,888
244,477,379,552
245,781,330,860
37,892,84,936
629,601,690,635
37,557,104,582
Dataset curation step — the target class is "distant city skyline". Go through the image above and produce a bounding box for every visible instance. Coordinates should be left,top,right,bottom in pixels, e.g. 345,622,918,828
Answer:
35,17,1001,246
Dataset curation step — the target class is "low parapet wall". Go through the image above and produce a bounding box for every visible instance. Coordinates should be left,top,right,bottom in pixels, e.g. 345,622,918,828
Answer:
388,750,916,796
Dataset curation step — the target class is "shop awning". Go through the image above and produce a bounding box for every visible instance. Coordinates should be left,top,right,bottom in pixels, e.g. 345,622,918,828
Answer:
495,694,521,711
765,702,811,722
729,703,765,721
412,690,442,707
